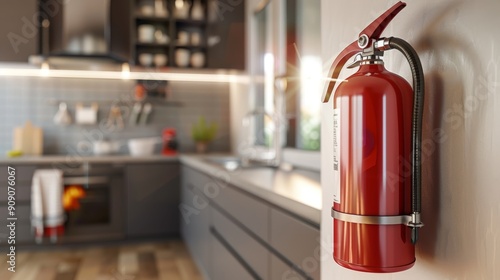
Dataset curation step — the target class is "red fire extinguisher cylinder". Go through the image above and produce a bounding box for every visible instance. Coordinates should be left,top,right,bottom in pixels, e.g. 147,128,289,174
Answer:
323,1,425,273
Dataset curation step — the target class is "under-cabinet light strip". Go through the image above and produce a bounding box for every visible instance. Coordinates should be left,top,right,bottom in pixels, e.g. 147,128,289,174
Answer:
0,67,251,83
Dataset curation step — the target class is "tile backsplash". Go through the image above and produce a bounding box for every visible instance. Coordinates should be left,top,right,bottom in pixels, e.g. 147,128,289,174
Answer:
0,76,230,155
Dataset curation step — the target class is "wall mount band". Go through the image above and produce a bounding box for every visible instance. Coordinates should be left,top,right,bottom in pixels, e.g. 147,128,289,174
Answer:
331,208,412,226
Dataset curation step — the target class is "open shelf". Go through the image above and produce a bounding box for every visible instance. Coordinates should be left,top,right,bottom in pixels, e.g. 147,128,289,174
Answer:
136,42,170,47
132,0,209,70
135,14,171,22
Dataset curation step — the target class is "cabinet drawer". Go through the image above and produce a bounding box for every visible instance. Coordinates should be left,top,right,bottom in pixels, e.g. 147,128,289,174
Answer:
0,165,36,182
180,184,212,278
270,209,320,280
212,208,269,279
0,205,31,224
211,229,256,280
270,255,307,280
0,182,32,203
213,184,270,242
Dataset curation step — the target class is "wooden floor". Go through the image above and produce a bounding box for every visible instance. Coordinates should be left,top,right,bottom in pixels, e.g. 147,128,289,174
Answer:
0,240,202,280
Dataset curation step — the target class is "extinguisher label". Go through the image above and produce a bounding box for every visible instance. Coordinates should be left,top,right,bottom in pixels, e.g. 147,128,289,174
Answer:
333,108,340,204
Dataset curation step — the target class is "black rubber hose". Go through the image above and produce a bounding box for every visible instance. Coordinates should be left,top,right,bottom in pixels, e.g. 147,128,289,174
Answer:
388,37,425,243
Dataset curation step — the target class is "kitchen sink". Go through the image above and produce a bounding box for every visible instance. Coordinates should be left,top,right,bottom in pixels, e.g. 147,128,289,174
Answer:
202,156,277,171
203,156,242,171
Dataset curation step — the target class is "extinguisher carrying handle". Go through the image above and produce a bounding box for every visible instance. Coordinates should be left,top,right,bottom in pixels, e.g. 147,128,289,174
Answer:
322,1,407,103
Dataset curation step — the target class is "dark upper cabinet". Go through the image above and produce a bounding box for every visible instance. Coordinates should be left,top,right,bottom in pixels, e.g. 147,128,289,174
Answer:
206,0,246,70
0,0,38,62
42,0,130,61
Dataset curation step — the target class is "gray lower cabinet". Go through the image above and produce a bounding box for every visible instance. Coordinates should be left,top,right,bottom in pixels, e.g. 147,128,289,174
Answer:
181,165,320,280
181,168,212,278
0,165,37,245
212,207,269,279
270,255,307,280
211,230,255,280
125,163,180,238
271,209,321,280
212,180,270,242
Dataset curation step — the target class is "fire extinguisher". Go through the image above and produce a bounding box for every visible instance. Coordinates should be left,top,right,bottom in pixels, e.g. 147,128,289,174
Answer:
322,2,425,272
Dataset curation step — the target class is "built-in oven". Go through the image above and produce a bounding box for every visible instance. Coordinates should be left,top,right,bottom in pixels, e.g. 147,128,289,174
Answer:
60,162,124,243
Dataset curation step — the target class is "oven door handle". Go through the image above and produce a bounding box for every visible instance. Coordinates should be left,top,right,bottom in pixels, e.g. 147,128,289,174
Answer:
64,176,109,185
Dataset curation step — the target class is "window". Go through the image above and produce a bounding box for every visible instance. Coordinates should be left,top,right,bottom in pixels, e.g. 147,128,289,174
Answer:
254,0,322,152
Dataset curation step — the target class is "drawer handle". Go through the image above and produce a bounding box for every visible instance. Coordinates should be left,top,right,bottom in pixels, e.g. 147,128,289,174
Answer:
210,227,263,280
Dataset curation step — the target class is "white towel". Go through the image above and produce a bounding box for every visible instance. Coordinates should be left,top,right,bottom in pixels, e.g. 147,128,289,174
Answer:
31,169,65,237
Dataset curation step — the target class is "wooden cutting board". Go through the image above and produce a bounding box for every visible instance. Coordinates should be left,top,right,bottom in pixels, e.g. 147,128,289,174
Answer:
13,121,43,155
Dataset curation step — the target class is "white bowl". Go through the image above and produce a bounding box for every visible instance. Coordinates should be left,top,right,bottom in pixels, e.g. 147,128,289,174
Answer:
175,49,190,67
154,54,168,67
139,53,154,66
128,137,161,156
190,52,205,68
138,24,155,43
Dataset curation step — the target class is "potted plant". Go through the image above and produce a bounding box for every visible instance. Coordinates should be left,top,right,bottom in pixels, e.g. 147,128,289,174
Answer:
191,117,217,153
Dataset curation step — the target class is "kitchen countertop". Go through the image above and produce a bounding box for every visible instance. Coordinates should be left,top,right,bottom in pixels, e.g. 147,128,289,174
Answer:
180,155,321,225
2,153,321,225
0,154,179,165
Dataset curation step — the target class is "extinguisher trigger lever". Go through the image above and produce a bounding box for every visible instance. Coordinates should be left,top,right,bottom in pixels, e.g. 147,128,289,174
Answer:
346,53,363,69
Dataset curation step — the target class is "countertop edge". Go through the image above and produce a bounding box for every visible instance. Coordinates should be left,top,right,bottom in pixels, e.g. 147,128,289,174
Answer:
0,155,179,165
179,155,321,226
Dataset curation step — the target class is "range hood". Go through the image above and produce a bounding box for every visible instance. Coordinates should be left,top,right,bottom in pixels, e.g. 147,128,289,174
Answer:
36,0,130,64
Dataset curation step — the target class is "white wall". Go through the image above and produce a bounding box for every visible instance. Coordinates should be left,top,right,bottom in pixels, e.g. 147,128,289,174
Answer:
321,0,500,279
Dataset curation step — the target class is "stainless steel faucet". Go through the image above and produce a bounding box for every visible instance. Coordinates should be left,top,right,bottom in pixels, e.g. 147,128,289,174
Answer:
241,76,288,167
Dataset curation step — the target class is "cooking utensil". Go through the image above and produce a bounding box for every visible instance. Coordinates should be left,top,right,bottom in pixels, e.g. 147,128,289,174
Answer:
139,103,153,125
129,102,142,126
75,103,98,125
127,137,162,156
53,102,72,126
105,105,124,131
13,121,43,155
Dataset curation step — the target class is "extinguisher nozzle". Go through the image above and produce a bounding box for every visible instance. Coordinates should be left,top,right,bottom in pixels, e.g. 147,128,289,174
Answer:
411,228,419,244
